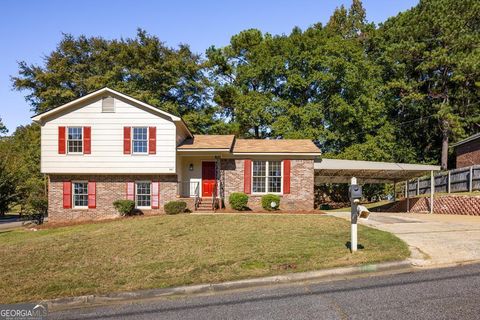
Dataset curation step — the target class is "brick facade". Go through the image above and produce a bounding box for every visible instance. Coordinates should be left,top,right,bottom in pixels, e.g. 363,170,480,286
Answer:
48,175,177,222
48,159,315,222
456,138,480,168
221,159,315,211
384,195,480,215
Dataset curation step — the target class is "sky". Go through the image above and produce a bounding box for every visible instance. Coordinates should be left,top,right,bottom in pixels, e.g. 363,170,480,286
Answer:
0,0,419,134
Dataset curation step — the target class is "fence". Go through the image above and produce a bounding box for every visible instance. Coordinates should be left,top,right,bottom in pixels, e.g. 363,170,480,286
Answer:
405,165,480,197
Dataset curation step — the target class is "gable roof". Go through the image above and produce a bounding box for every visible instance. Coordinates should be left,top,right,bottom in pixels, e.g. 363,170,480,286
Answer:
31,87,193,137
451,133,480,147
233,139,321,154
178,135,235,150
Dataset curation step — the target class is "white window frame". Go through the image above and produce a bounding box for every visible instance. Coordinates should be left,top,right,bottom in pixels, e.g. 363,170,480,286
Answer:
72,181,88,209
251,160,283,195
67,127,83,154
131,127,149,155
135,181,152,209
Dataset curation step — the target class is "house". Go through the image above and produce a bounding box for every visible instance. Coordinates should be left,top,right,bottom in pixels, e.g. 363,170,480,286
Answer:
33,88,321,222
452,133,480,169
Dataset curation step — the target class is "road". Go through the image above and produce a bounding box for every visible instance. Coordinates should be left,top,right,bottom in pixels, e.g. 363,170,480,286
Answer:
51,263,480,320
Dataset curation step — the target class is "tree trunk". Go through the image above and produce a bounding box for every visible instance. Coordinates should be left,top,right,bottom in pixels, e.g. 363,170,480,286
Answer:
441,119,449,170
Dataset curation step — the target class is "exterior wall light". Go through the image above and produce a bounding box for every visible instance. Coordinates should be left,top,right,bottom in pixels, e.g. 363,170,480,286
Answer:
189,163,194,171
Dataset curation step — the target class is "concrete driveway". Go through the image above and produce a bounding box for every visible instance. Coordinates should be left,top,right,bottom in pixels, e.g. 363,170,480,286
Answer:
328,211,480,267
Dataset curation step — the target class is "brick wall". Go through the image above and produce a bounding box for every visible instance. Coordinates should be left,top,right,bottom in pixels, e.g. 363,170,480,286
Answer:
48,175,177,222
384,195,480,215
456,138,480,168
220,159,314,211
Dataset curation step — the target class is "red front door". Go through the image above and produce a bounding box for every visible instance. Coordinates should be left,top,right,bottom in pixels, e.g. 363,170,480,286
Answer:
202,162,216,197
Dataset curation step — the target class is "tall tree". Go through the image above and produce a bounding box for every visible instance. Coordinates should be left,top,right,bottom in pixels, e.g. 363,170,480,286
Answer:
377,0,480,168
12,29,214,133
0,117,7,136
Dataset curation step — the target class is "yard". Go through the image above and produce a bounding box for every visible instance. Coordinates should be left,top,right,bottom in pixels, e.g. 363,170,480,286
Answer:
0,214,409,304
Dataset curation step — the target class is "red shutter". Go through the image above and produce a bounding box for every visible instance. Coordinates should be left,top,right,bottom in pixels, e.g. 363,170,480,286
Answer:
88,181,96,209
126,182,135,200
152,182,160,209
58,126,66,154
84,127,91,154
63,181,71,209
283,160,291,194
124,127,131,154
244,159,252,194
149,127,156,154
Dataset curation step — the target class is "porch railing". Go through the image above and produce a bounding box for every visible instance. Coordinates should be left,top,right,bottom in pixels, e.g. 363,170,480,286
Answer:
177,181,200,210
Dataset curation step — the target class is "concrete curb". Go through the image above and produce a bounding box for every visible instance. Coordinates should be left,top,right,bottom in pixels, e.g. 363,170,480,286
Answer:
42,260,412,310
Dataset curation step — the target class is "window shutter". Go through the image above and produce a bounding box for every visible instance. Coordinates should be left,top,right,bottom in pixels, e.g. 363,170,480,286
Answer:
152,182,160,209
58,126,66,154
126,182,135,201
63,181,71,209
88,181,96,209
244,159,252,194
84,127,91,154
123,127,131,154
149,127,156,154
283,160,291,194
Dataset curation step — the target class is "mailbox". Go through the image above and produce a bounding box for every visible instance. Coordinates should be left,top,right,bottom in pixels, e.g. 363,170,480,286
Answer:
349,184,362,200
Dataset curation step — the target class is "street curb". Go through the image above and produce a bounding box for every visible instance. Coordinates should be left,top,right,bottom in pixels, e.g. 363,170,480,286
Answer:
42,260,412,310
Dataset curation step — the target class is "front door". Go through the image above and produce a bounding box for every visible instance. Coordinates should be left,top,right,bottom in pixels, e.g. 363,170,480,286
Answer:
202,162,216,197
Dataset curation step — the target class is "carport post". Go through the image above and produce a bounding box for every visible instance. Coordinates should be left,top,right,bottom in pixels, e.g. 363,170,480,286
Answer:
393,181,396,202
430,170,434,214
406,180,410,212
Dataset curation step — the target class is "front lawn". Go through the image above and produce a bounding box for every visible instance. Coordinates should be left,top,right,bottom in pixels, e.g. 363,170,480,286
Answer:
0,214,409,303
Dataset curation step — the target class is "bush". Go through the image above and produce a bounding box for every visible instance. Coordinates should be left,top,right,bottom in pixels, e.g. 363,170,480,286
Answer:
113,200,135,216
261,194,281,211
229,192,249,210
164,201,187,215
28,196,48,216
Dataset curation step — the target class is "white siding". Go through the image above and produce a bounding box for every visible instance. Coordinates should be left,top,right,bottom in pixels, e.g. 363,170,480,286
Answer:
41,97,178,174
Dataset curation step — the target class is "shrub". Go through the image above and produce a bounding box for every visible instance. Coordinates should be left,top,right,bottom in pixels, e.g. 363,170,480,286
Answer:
164,201,187,215
113,200,135,216
261,194,281,211
229,192,249,210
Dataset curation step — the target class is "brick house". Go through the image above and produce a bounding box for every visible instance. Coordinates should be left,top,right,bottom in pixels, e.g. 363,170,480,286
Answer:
452,133,480,169
33,88,321,222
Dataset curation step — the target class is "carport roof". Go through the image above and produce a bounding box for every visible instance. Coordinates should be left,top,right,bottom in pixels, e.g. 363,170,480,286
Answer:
314,158,441,184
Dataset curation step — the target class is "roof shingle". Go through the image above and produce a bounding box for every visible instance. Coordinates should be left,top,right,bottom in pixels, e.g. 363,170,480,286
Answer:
233,139,320,154
178,135,235,150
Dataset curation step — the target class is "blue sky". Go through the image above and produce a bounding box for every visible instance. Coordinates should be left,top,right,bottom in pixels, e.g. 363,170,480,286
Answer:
0,0,418,133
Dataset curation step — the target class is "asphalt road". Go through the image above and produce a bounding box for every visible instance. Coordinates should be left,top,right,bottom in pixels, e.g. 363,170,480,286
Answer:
51,263,480,320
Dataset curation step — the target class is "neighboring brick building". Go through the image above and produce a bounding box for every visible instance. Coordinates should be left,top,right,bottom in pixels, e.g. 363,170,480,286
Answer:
33,88,320,222
453,133,480,168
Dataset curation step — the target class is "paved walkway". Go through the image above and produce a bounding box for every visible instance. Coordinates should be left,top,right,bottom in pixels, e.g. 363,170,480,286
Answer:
328,211,480,267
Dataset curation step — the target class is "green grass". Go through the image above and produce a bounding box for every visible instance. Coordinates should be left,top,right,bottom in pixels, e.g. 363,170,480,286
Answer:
0,214,409,304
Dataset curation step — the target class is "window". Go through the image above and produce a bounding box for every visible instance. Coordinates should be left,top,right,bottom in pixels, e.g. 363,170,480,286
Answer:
136,182,151,208
73,182,88,208
252,160,282,194
68,127,83,153
132,127,148,153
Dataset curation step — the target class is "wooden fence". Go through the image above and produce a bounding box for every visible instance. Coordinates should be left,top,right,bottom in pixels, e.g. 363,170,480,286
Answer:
405,165,480,197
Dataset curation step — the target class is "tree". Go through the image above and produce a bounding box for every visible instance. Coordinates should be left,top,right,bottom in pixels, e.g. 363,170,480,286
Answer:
377,0,480,168
0,124,44,214
12,29,214,133
0,117,7,136
0,158,17,216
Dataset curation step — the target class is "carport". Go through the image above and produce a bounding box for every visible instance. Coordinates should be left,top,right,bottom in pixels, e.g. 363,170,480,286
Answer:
314,158,441,213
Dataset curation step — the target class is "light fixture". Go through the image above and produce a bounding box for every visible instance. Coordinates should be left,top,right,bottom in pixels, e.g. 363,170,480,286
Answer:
189,163,194,171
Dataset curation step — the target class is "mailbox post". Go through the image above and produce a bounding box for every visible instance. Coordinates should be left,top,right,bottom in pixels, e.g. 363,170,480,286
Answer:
349,177,362,252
